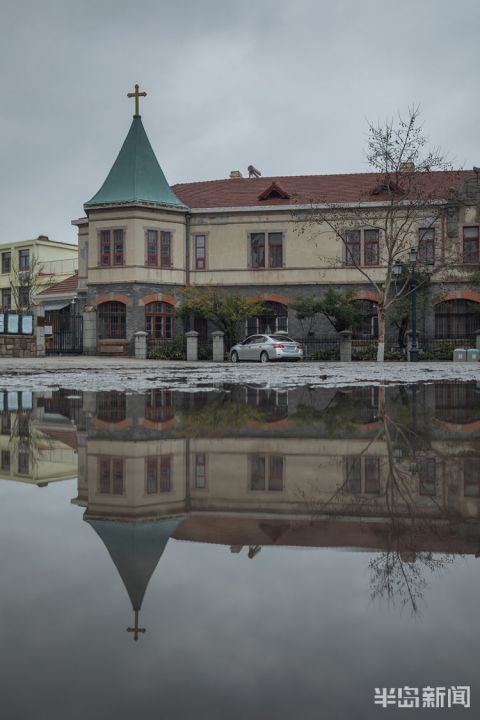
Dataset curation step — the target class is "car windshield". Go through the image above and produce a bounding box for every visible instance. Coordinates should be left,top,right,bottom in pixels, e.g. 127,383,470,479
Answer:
271,335,295,342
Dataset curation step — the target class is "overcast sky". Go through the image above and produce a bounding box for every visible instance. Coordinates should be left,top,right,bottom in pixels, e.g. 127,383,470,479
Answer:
1,0,478,245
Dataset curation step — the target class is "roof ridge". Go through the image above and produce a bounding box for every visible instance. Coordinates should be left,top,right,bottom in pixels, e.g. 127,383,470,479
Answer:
172,168,468,188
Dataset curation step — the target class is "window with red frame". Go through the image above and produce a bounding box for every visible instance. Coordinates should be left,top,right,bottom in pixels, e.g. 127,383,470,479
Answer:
145,301,173,338
345,230,361,266
98,457,124,495
160,231,172,267
194,454,206,488
364,229,379,266
146,230,158,266
97,301,126,339
113,230,124,265
249,232,283,268
100,230,111,266
99,229,124,266
250,233,265,268
463,226,479,264
194,235,206,270
144,389,174,422
145,230,172,267
268,233,283,268
418,227,435,265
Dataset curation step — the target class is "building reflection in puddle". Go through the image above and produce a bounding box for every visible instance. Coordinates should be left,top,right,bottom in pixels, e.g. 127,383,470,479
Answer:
4,381,480,634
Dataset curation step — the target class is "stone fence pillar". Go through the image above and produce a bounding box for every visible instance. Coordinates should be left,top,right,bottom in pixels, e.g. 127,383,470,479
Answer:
83,306,97,355
476,330,480,350
34,305,45,357
134,331,148,360
185,331,199,361
339,330,352,362
212,331,225,362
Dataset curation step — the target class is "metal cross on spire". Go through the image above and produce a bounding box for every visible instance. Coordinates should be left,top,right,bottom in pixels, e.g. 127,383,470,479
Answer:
127,84,147,116
127,610,146,641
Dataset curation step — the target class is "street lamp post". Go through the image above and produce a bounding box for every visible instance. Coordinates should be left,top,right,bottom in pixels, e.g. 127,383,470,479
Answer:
409,246,419,362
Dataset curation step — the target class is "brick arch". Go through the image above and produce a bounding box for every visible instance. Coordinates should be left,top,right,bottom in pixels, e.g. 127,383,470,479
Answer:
250,292,289,305
433,290,480,305
350,290,380,303
93,293,131,306
139,293,178,307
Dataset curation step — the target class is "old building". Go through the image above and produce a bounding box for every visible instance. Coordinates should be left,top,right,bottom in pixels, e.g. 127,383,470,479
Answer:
72,89,480,354
0,235,78,311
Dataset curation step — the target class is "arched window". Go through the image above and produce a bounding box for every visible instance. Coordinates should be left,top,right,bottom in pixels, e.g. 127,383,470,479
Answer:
352,300,378,339
145,301,174,338
98,301,126,339
247,301,288,336
435,300,480,340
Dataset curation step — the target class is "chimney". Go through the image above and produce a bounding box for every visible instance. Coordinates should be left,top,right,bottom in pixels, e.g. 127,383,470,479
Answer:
229,170,243,179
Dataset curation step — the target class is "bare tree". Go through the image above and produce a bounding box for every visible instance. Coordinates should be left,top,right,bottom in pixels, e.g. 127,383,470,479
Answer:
10,253,47,311
298,106,463,361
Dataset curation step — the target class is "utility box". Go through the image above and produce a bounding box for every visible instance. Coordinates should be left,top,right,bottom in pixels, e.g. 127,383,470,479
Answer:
453,348,467,362
467,348,480,362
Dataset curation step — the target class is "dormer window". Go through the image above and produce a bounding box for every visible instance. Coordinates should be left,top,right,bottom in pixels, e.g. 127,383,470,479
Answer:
258,181,290,201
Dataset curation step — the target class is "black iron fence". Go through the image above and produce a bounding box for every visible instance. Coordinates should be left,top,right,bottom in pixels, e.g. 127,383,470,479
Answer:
147,336,187,360
297,337,340,361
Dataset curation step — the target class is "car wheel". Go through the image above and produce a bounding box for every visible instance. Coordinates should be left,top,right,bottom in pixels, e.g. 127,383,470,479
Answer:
231,351,239,363
260,351,269,363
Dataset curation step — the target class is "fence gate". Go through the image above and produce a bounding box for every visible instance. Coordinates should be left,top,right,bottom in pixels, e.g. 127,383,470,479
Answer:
47,313,83,355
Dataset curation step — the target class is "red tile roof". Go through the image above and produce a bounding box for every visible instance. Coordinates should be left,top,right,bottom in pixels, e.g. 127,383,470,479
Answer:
173,170,471,209
39,274,78,296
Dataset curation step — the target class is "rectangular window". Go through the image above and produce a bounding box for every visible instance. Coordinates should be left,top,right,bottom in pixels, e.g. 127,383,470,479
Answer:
345,457,362,493
194,235,206,270
418,228,435,265
250,455,266,491
146,457,158,494
364,229,379,266
1,450,10,470
250,233,266,268
345,230,361,266
18,286,29,307
268,455,284,491
147,230,158,266
19,249,29,271
113,229,124,265
250,232,283,269
159,456,172,492
464,458,480,498
419,458,436,496
1,288,11,310
194,453,206,488
1,413,11,435
364,457,380,494
1,252,11,274
160,232,172,267
98,457,124,494
463,226,479,264
268,233,283,268
18,451,29,475
100,230,111,266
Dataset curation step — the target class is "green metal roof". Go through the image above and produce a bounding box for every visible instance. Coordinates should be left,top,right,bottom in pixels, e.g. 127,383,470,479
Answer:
84,116,187,210
86,516,184,610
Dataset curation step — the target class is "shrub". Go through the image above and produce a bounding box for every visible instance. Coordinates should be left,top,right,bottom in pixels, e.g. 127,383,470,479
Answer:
147,337,187,360
419,342,458,361
308,348,340,361
352,343,377,361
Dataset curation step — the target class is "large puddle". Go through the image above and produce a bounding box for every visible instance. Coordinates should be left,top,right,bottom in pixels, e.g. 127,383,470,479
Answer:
1,381,479,718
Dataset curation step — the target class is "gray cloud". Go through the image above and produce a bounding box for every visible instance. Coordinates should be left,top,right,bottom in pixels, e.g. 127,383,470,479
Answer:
0,0,479,244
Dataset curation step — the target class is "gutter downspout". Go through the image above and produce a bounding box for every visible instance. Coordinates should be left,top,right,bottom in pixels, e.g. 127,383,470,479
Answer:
185,212,191,287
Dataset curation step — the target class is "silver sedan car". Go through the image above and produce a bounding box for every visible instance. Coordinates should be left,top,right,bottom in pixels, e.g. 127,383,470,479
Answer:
230,334,304,363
